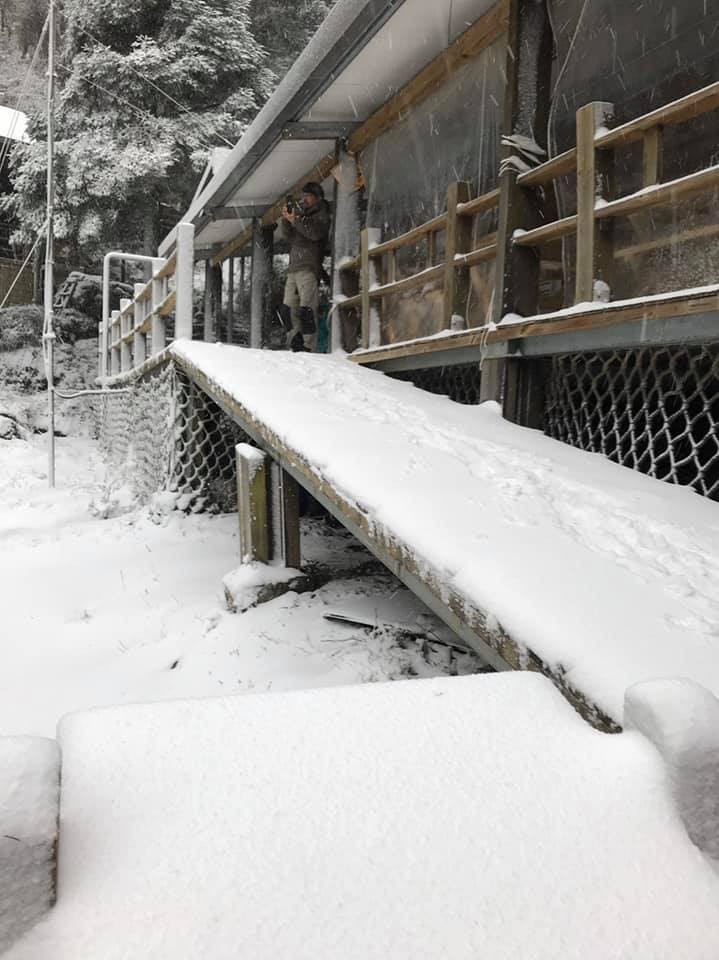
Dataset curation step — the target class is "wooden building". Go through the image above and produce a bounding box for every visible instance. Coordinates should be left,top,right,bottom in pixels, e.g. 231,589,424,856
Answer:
108,0,719,502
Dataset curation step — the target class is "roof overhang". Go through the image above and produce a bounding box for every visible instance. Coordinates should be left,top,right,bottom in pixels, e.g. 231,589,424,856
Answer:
159,0,500,259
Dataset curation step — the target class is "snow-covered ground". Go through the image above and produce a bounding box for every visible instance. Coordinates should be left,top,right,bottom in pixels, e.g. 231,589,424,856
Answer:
0,433,482,738
7,673,719,960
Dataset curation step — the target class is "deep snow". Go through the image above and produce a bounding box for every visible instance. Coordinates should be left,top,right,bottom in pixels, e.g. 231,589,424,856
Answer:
0,433,482,738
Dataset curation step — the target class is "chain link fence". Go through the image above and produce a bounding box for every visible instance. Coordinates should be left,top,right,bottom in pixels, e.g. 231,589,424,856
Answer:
93,361,247,511
546,343,719,501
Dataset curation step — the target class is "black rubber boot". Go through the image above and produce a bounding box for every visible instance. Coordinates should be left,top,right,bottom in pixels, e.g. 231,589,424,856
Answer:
277,303,293,332
298,306,316,334
289,331,307,352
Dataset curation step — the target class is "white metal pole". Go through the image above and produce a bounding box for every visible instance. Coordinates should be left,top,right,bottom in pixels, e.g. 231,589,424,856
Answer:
44,0,56,487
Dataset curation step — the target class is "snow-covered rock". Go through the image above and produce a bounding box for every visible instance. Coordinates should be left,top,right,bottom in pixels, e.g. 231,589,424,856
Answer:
625,678,719,860
222,561,306,612
0,738,59,954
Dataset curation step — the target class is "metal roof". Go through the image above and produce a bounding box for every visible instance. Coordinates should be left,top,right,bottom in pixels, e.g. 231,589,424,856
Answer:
159,0,497,258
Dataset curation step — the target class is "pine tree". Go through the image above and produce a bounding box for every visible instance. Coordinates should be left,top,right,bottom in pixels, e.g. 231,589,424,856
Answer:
4,0,274,263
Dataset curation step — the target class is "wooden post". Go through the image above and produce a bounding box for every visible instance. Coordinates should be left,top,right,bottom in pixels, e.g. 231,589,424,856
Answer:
236,443,270,564
174,221,194,341
226,256,234,344
133,282,146,367
270,462,301,569
250,220,274,349
575,101,614,304
119,298,132,372
203,260,213,341
151,257,166,354
642,126,663,187
444,181,472,328
360,227,381,349
110,310,120,375
239,255,246,339
491,0,552,405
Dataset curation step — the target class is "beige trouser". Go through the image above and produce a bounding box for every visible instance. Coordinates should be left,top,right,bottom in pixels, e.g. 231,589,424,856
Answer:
284,269,319,352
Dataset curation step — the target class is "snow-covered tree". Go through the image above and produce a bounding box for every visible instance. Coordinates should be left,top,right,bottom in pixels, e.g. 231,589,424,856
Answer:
250,0,334,82
4,0,273,263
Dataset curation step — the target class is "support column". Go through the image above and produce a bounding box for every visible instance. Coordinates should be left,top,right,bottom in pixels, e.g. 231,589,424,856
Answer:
331,143,362,352
174,221,195,341
226,256,234,344
270,461,300,569
250,220,274,349
119,298,132,372
360,227,381,349
203,260,213,341
236,443,270,564
489,0,553,405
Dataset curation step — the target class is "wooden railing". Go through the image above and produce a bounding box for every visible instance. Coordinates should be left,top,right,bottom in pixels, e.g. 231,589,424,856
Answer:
513,80,719,308
103,227,192,379
337,184,500,348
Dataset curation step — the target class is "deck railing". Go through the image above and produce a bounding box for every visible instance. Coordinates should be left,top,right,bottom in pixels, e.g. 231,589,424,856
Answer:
101,223,193,380
337,184,500,348
514,80,719,309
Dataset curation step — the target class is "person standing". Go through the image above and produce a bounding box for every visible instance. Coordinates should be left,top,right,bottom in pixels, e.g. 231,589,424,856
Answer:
276,181,330,352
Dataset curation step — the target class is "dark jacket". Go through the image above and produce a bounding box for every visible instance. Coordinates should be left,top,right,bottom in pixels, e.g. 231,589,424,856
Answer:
278,199,331,277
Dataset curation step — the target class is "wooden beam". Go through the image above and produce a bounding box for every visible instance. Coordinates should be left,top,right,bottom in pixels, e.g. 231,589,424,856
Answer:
642,127,663,186
575,102,614,304
368,263,445,300
513,215,578,247
517,149,577,188
614,221,719,260
595,163,719,221
236,444,271,564
348,0,509,155
368,213,447,259
595,79,719,150
456,188,500,218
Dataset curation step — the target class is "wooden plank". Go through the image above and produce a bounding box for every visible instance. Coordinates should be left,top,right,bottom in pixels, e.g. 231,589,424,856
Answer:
368,263,445,299
337,293,362,311
453,237,498,267
351,288,719,365
236,444,270,564
614,221,719,260
444,181,473,328
338,255,361,273
155,252,176,280
595,80,719,150
512,215,577,247
455,188,501,217
158,288,177,317
642,127,663,186
347,0,509,156
368,213,446,259
516,148,577,187
595,163,719,221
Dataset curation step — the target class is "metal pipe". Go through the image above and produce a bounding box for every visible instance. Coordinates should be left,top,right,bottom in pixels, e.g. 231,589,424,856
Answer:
44,0,56,488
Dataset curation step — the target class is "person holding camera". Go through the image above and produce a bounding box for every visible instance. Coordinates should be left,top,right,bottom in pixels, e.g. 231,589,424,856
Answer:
276,181,331,352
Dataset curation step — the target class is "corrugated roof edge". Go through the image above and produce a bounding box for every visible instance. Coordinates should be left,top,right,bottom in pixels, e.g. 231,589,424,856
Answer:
159,0,407,258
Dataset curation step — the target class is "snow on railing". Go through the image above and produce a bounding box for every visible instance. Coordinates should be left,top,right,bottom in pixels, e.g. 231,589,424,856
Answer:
100,222,195,381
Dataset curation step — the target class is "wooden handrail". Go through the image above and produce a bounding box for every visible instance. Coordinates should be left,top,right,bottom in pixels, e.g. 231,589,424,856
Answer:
368,263,445,299
456,188,500,217
594,163,719,220
595,80,719,149
512,216,577,247
516,149,577,188
368,213,447,259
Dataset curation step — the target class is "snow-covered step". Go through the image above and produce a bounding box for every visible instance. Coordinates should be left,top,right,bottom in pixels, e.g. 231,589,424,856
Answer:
6,674,719,958
0,738,59,953
170,343,719,729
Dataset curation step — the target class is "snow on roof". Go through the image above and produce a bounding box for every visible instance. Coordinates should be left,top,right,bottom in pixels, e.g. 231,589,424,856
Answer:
169,343,719,723
7,674,719,959
0,106,28,143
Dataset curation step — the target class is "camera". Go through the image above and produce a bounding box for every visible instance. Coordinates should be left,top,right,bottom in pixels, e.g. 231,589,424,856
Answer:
285,194,298,215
